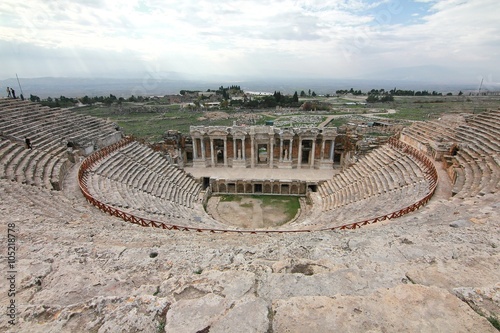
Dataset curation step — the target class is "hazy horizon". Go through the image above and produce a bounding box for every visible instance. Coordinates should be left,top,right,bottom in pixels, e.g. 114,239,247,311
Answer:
0,76,492,99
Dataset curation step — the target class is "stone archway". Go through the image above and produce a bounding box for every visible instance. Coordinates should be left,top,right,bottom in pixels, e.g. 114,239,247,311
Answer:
258,144,268,164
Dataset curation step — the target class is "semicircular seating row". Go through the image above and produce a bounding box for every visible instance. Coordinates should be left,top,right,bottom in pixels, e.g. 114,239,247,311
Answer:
0,177,102,221
0,98,121,190
86,135,438,231
294,143,432,230
400,109,500,198
84,140,229,229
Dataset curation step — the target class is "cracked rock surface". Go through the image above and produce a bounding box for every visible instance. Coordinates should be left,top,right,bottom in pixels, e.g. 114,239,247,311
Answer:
0,172,499,332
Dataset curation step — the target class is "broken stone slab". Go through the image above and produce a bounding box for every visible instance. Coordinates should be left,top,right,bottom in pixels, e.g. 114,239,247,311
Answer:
258,268,402,299
210,298,269,333
165,293,230,333
406,255,500,291
272,284,498,333
161,270,256,301
14,295,170,333
453,283,500,323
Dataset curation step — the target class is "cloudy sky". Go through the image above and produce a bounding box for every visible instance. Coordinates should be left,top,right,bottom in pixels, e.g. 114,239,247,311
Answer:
1,0,499,83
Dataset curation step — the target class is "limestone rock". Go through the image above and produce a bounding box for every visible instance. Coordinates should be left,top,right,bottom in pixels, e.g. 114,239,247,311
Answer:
1,171,499,332
454,283,500,323
210,298,270,333
258,268,402,299
165,293,230,333
406,255,500,291
272,284,498,333
13,296,169,333
449,219,471,228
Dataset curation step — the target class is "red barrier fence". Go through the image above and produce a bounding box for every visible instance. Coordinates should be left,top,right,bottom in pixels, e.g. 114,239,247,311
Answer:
78,136,438,234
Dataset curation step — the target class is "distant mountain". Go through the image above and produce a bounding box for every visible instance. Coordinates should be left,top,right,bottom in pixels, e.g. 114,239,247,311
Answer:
360,65,483,84
1,75,489,99
0,77,219,99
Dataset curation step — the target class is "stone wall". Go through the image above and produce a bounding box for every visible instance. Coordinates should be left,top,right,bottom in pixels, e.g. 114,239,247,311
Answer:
210,178,309,195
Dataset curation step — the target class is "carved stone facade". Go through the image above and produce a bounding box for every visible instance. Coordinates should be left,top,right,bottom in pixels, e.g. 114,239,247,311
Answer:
210,178,310,195
189,125,338,169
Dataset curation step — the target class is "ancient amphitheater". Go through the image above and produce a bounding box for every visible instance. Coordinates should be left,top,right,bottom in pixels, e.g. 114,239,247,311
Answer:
0,98,499,332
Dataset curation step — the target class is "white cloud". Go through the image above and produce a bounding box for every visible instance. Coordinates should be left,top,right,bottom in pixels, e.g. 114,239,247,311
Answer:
0,0,498,81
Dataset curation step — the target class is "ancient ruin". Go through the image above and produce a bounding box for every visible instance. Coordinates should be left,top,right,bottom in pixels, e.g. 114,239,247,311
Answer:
0,98,498,332
189,125,338,170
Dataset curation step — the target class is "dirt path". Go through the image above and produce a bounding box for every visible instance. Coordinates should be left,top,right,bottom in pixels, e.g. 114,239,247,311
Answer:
317,111,394,128
62,159,86,202
250,199,264,228
433,160,453,200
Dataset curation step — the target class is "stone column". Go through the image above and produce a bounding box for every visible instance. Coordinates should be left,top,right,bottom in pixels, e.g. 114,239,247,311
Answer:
210,138,215,167
201,138,206,160
269,139,274,168
297,138,302,168
289,138,293,161
193,137,198,159
329,139,335,161
310,139,316,169
242,138,246,160
320,138,326,161
223,138,228,167
279,137,283,162
233,138,237,160
250,135,255,168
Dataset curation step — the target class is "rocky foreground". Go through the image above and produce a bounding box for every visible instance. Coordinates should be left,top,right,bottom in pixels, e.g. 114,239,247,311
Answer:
0,169,499,332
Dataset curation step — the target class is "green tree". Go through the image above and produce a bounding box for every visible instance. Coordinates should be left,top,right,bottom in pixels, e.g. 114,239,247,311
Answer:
380,94,394,102
81,95,92,105
302,101,314,111
30,94,40,102
366,94,378,103
292,91,299,103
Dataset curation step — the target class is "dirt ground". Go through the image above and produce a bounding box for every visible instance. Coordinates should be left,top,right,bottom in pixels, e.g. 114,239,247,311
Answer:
210,196,295,229
197,111,265,124
197,111,230,121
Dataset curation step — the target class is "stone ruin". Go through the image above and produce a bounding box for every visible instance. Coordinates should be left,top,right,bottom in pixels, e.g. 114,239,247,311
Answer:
0,98,498,332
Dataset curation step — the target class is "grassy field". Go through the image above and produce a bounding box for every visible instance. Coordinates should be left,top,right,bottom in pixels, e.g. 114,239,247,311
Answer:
219,194,300,224
71,95,500,141
74,104,234,141
378,96,499,121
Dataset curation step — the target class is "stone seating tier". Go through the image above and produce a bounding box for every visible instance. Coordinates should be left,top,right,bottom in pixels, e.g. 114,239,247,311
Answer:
450,110,500,198
456,127,499,155
86,169,224,229
0,138,69,190
90,141,201,207
0,99,120,155
296,180,429,230
453,148,500,198
399,109,499,199
318,143,428,212
0,99,123,190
